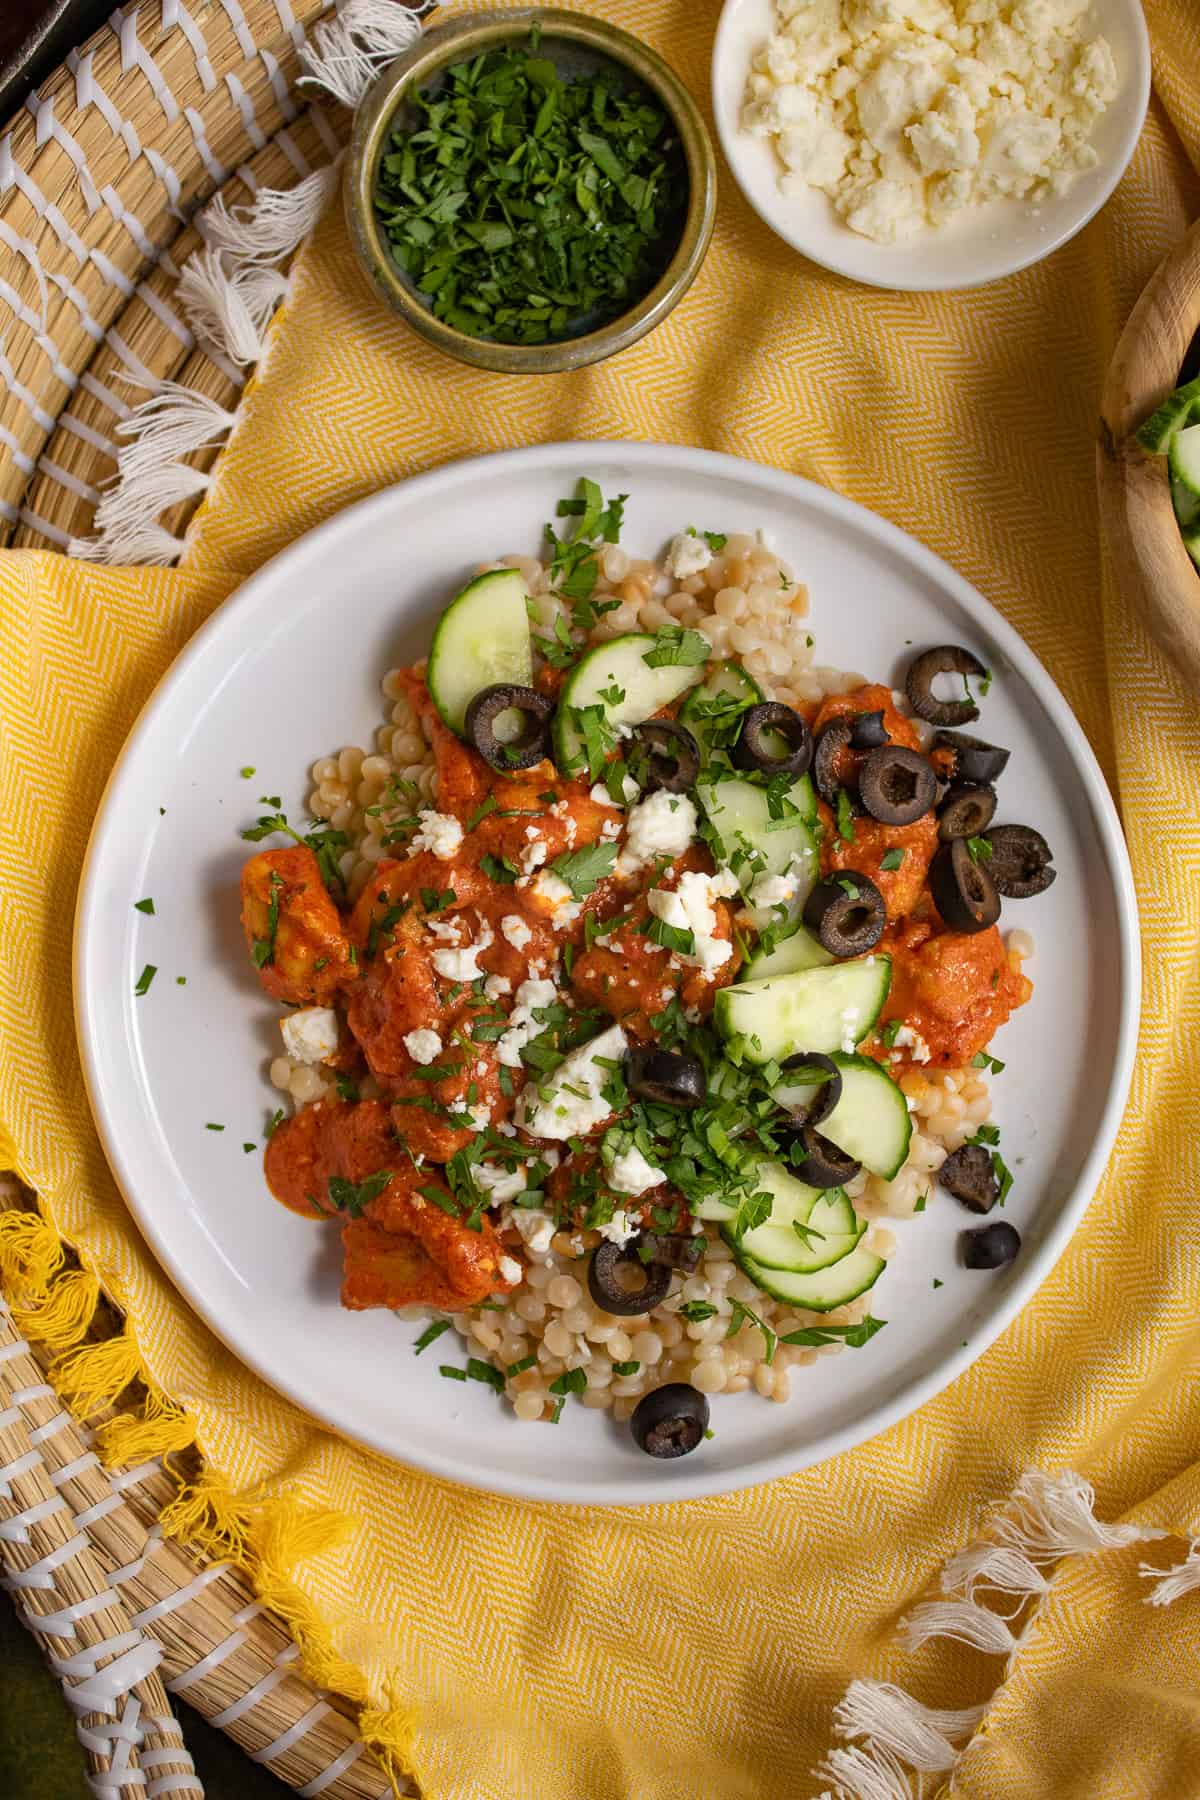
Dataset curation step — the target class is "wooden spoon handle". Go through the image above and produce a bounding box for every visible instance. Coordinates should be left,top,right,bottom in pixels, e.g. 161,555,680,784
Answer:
1098,216,1200,692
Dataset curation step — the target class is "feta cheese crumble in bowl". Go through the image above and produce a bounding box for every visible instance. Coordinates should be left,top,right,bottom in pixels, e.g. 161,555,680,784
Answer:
712,0,1150,290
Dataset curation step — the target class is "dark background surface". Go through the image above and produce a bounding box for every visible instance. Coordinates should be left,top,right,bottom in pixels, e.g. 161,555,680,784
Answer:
0,0,113,120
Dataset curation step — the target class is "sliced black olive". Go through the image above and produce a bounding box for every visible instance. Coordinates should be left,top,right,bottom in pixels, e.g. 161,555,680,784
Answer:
631,1382,709,1458
776,1052,842,1128
850,709,889,749
803,872,886,958
937,783,997,842
624,1046,706,1108
464,683,553,772
929,839,1001,934
940,1143,998,1213
639,1231,704,1271
731,702,813,778
961,1220,1021,1269
858,745,937,826
628,719,700,795
588,1239,672,1317
985,824,1057,898
905,646,988,727
786,1123,861,1190
934,729,1011,785
813,716,855,807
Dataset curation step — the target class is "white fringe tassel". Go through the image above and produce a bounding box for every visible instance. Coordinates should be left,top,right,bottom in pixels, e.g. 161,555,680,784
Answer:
1141,1539,1200,1606
298,0,431,109
71,165,336,565
811,1470,1180,1800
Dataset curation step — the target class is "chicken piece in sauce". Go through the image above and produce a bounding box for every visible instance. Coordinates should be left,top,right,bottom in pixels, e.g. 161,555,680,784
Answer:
342,1169,516,1311
240,846,357,1006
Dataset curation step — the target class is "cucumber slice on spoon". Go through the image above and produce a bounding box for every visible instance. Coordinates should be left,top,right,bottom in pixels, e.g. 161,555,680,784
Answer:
428,568,533,735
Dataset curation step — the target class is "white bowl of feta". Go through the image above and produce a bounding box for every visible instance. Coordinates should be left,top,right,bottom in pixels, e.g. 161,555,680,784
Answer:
712,0,1150,291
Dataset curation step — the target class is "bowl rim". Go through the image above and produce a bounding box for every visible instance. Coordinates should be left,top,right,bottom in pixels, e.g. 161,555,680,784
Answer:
709,0,1153,293
345,6,718,373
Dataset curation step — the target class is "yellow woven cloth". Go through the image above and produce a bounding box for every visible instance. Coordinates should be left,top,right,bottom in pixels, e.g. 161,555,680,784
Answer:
4,2,1200,1794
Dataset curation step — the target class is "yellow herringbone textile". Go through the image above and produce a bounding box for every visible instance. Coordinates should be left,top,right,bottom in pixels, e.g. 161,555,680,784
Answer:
3,3,1200,1795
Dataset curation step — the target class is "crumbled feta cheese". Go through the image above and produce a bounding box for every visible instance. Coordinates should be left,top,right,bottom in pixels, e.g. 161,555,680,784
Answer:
516,1024,628,1140
500,913,532,952
595,1207,639,1245
503,1205,557,1256
608,1145,667,1197
518,836,548,876
530,870,581,927
742,0,1120,241
408,809,463,861
484,974,512,1000
496,977,558,1068
618,790,698,874
427,917,463,943
665,531,712,581
280,1007,339,1065
891,1022,932,1064
432,918,493,982
498,1254,523,1286
839,1005,861,1055
600,818,623,842
648,868,738,977
403,1028,443,1065
474,1161,529,1203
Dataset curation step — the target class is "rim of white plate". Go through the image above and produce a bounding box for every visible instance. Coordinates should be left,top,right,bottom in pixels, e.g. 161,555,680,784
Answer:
710,0,1152,293
74,442,1141,1505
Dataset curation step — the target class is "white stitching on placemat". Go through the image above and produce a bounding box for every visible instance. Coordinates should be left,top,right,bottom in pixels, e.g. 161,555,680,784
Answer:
3,1531,93,1588
37,456,103,505
296,1738,367,1797
0,425,35,475
114,9,181,126
44,267,105,341
274,128,311,177
0,136,90,261
109,1523,165,1587
68,50,141,159
183,106,229,186
207,1646,297,1727
165,1626,248,1693
217,0,258,59
130,1560,229,1628
135,283,195,349
105,330,158,387
0,1491,70,1543
97,183,157,260
261,50,299,121
28,94,101,213
251,1699,331,1765
0,350,55,432
225,75,267,152
161,0,216,92
25,1588,123,1637
81,372,134,418
18,507,73,547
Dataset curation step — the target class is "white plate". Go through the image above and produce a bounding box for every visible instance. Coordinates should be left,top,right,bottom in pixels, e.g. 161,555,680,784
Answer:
75,443,1138,1505
712,0,1151,291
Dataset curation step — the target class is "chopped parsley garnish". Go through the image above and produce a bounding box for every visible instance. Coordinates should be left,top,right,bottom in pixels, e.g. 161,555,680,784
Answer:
265,1107,285,1138
678,1300,717,1322
971,1051,1006,1074
480,853,519,885
549,1367,588,1397
466,1357,505,1392
506,1354,537,1378
205,1122,225,1132
420,886,456,914
933,1278,944,1289
687,526,727,552
414,1319,451,1355
550,839,618,900
534,612,579,670
879,848,906,872
239,766,255,779
966,835,993,863
611,1360,640,1376
780,1316,887,1349
134,963,157,997
176,976,187,986
834,789,856,842
251,870,284,969
965,1123,1014,1205
466,795,500,831
240,803,348,897
325,1169,394,1218
642,625,712,669
439,1364,467,1382
880,1019,903,1048
242,1142,256,1153
646,916,695,957
727,1298,776,1364
914,1193,927,1213
567,701,618,783
335,1073,361,1103
134,897,155,915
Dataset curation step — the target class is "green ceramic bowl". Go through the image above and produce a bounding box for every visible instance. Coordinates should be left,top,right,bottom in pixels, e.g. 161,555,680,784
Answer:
344,8,717,374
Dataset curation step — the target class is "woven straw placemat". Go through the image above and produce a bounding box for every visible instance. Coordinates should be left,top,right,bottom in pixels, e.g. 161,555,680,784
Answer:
0,3,425,1794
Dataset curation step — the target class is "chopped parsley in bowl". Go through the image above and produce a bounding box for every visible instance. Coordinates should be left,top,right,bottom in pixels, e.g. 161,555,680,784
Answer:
345,10,716,373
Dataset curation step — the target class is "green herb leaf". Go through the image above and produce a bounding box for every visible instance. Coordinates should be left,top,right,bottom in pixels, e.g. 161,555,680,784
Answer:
780,1315,887,1348
971,1050,1006,1074
326,1169,394,1219
549,1367,587,1397
611,1360,641,1376
549,840,618,900
835,789,856,843
134,963,157,997
966,835,993,863
880,848,906,872
480,853,520,885
134,897,155,915
678,1300,717,1322
414,1319,451,1355
439,1364,467,1382
727,1298,777,1364
466,1357,505,1391
642,625,711,669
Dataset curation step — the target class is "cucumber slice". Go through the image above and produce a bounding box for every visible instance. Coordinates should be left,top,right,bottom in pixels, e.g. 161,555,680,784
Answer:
1137,375,1200,453
819,1053,912,1180
552,634,707,774
427,569,533,735
730,1179,863,1272
1171,475,1200,531
1168,423,1200,500
698,774,818,921
714,956,892,1064
744,921,833,981
679,662,763,762
742,1242,886,1312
